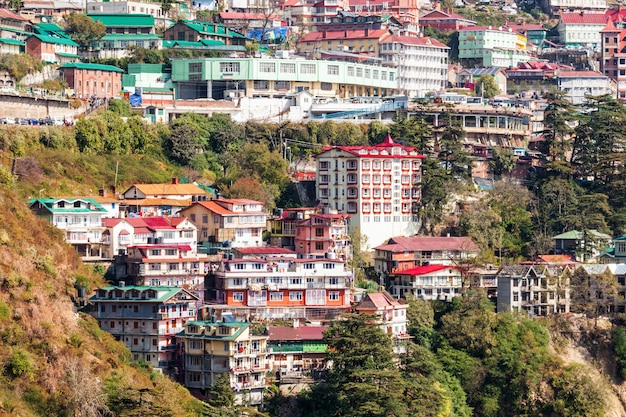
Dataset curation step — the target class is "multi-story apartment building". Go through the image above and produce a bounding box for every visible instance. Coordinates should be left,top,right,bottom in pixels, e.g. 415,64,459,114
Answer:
120,178,210,216
29,197,108,261
314,134,425,249
355,291,408,337
373,236,479,274
542,0,606,15
267,325,327,377
497,265,570,317
409,102,533,153
25,34,79,64
557,12,607,50
378,34,448,98
268,208,317,250
170,56,398,100
555,70,614,104
208,256,352,321
458,26,531,68
389,265,463,301
600,19,626,100
122,241,208,302
418,9,476,33
297,28,390,58
177,319,270,405
59,63,124,99
179,198,267,249
90,285,199,375
294,212,351,260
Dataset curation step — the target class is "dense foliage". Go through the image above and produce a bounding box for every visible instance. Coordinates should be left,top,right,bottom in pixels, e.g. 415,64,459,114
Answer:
268,295,608,417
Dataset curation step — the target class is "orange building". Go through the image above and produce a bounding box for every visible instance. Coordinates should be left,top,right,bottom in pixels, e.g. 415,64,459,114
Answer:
58,62,124,99
209,256,352,322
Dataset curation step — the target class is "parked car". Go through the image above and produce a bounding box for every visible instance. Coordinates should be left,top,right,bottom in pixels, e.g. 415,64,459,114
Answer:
16,118,29,125
2,117,15,124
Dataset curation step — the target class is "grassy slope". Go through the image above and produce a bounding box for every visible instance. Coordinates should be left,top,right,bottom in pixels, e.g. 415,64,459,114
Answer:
0,128,204,415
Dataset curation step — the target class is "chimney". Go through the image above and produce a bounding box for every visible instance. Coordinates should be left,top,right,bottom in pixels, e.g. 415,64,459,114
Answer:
172,177,179,184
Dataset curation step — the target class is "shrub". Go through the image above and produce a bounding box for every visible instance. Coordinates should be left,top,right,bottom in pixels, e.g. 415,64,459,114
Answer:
7,349,35,380
0,301,10,322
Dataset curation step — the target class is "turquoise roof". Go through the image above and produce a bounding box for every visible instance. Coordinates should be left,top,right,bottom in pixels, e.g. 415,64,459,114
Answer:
90,285,194,303
552,229,612,240
56,52,81,58
179,320,250,341
34,22,67,36
100,33,161,41
59,62,124,73
29,197,108,214
181,20,247,38
29,33,78,47
0,38,23,45
89,14,155,27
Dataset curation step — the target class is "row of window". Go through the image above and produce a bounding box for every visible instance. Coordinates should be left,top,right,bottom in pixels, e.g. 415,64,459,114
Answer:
319,173,420,185
319,187,420,199
228,276,342,285
233,291,341,302
319,159,420,170
362,215,419,223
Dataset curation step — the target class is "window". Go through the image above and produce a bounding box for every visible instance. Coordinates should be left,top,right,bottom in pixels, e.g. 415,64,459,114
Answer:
347,66,354,76
327,65,339,75
320,161,329,169
320,82,332,91
168,263,179,271
189,62,202,72
202,214,208,224
166,249,176,256
362,174,370,184
220,62,240,72
259,62,276,73
329,291,340,301
254,80,269,90
150,249,160,256
189,214,196,222
289,291,303,301
275,80,290,90
280,62,296,73
301,63,315,74
233,292,244,302
315,228,324,237
270,292,283,301
356,67,363,77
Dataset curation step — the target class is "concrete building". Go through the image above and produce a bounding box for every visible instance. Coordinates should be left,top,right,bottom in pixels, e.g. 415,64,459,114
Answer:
600,18,626,101
267,325,327,378
389,265,463,301
418,9,475,33
26,33,79,64
90,285,199,375
555,70,614,104
178,199,267,249
458,25,530,68
58,62,124,99
208,256,352,321
378,34,449,98
297,28,390,59
497,265,570,317
294,212,351,260
542,0,606,15
29,197,108,261
557,12,607,50
177,319,269,405
373,236,479,274
314,134,425,249
170,57,398,100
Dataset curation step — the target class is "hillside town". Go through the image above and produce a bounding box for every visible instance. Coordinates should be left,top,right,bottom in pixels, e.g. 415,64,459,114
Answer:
6,0,626,411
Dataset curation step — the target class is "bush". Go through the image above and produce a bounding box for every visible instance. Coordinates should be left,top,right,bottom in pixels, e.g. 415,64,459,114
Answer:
7,349,35,380
0,301,10,322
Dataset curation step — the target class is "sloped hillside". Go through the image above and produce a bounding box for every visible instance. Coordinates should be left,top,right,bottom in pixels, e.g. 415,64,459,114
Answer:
0,166,204,416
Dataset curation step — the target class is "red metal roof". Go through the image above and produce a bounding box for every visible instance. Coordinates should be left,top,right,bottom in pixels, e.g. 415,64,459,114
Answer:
559,12,608,25
299,29,389,42
132,244,193,251
557,70,606,78
235,247,296,255
373,236,479,252
420,9,475,23
380,34,448,49
397,265,461,276
268,326,327,341
356,292,401,310
318,134,426,159
0,8,28,21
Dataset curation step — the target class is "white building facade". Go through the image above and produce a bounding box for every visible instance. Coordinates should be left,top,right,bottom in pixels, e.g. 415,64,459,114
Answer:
314,134,425,249
556,70,614,104
379,34,449,98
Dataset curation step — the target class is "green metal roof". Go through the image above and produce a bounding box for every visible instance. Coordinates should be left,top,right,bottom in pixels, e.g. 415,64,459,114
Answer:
89,14,155,27
90,285,192,303
200,39,225,46
0,38,23,45
29,33,78,47
127,63,168,74
100,33,161,41
29,197,108,214
552,229,612,240
182,20,246,38
179,320,250,341
59,62,124,73
34,22,66,35
56,52,81,58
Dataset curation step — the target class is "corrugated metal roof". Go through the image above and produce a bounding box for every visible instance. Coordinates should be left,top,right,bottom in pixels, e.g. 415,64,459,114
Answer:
89,13,155,27
59,62,123,72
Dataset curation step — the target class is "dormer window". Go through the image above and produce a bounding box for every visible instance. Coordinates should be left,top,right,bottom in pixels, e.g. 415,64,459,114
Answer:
58,201,65,208
218,326,230,335
74,201,81,208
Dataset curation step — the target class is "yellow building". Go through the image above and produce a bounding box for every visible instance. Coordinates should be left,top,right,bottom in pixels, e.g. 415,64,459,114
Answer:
297,28,391,58
178,319,270,405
